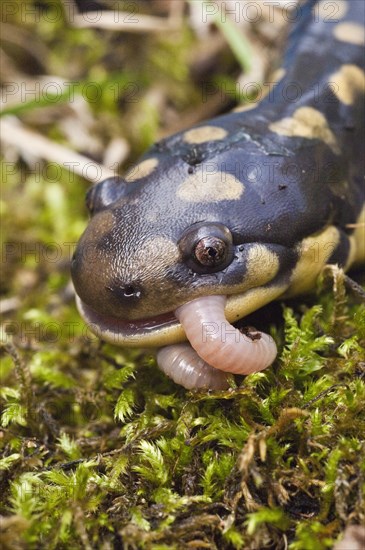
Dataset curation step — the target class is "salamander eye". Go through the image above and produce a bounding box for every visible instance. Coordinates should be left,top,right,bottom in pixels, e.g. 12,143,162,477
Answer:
178,222,233,274
194,236,227,266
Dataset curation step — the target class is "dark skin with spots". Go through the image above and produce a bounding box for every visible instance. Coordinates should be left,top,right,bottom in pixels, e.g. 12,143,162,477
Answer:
71,0,364,344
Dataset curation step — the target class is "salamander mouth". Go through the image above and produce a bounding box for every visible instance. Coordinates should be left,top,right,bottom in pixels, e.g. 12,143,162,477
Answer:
75,281,287,347
75,296,185,347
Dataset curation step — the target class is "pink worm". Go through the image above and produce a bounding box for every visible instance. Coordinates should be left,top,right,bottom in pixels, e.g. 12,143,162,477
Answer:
157,344,230,390
157,295,277,389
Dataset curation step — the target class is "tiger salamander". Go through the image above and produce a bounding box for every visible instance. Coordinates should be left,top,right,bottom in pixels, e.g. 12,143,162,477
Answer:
71,0,365,389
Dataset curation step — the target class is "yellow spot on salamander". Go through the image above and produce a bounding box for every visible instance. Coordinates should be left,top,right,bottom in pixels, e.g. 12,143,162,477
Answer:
218,245,280,293
183,126,228,144
284,225,340,297
209,246,281,312
225,285,287,323
315,0,348,21
269,106,340,154
130,237,180,269
177,171,244,202
245,245,280,286
329,64,365,105
125,158,159,182
333,22,365,46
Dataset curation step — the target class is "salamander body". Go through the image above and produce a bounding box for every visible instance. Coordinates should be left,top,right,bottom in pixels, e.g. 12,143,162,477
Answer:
71,0,365,389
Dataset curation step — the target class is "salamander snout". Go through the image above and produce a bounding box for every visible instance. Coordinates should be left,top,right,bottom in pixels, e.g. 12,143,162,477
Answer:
70,212,184,320
71,242,145,319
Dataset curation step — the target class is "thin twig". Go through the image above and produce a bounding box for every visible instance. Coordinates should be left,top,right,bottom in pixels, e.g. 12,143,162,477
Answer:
0,117,115,183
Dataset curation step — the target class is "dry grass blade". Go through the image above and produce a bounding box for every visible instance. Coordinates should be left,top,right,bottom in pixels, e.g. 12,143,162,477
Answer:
0,117,115,183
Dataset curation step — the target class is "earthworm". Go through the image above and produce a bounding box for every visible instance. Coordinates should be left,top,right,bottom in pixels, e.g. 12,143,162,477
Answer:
157,343,230,390
174,295,277,376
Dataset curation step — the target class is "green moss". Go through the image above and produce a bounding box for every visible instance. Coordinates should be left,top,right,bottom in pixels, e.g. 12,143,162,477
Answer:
1,279,364,548
1,2,364,548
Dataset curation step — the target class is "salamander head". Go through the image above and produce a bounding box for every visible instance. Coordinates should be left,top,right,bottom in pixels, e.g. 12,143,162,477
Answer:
71,129,337,347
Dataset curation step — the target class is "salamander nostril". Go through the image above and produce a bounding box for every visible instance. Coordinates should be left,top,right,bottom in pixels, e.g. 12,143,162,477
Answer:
123,285,140,298
105,283,142,300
